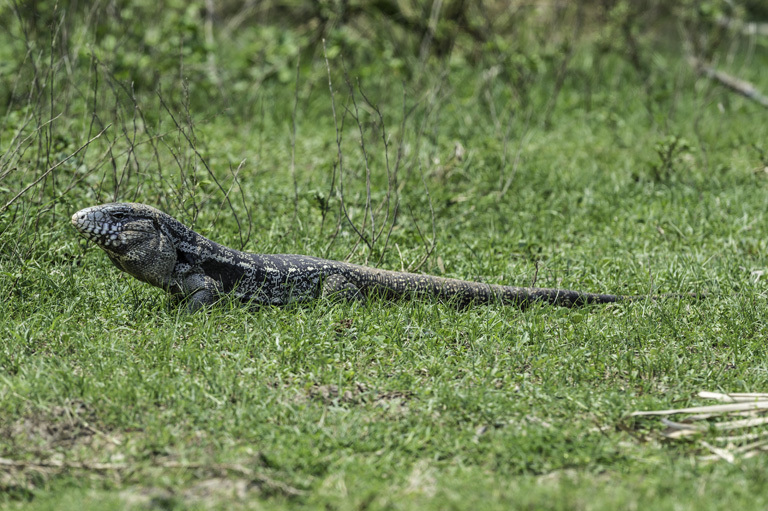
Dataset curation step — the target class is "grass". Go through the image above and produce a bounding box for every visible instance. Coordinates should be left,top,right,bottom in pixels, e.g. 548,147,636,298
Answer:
3,4,768,509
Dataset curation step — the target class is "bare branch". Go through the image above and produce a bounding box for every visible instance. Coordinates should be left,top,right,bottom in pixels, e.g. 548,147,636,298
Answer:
692,59,768,108
716,17,768,38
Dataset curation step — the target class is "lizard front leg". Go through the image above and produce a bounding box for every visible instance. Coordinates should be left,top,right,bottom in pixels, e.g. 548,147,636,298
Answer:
321,274,364,302
184,273,222,311
172,264,222,311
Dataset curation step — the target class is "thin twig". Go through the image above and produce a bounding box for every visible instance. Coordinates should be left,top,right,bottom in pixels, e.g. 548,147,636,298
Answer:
359,82,408,268
0,124,111,214
290,52,301,223
407,163,437,272
342,71,374,262
157,92,248,248
321,39,372,257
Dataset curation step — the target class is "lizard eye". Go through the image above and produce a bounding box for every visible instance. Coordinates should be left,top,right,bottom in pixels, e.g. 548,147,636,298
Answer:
111,211,126,219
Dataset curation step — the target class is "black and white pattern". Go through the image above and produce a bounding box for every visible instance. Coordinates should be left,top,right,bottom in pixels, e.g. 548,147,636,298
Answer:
72,202,631,311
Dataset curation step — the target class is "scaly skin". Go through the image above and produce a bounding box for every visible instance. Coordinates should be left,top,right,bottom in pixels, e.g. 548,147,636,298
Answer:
72,202,650,311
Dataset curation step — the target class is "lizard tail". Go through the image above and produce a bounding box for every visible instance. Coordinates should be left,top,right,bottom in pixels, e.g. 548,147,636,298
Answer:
495,286,705,308
494,286,622,307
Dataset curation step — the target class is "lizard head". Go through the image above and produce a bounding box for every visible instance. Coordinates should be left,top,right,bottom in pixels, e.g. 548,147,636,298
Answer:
72,202,177,289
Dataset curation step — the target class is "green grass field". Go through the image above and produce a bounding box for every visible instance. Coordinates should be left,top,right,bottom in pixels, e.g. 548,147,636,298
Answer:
3,2,768,509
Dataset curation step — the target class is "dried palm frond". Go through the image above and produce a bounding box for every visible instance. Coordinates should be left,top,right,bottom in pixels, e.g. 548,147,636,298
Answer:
630,391,768,462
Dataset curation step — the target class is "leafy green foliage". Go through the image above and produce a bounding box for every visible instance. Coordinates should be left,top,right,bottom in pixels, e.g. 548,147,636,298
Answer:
2,1,768,509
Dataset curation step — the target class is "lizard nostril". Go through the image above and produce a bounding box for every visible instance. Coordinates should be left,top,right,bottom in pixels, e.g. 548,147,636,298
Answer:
71,211,89,230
